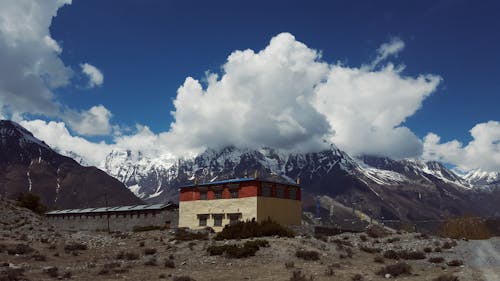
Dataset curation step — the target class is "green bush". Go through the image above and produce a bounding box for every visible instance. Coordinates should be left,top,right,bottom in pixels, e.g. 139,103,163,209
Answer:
15,192,47,214
174,228,208,241
215,219,294,240
206,239,269,258
295,250,320,261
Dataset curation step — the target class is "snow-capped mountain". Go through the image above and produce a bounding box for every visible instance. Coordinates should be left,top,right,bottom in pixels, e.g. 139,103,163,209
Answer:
463,170,500,187
357,156,470,188
100,144,358,201
101,150,177,200
99,144,499,221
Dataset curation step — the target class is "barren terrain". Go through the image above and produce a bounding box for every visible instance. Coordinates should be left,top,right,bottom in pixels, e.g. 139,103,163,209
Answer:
1,199,497,281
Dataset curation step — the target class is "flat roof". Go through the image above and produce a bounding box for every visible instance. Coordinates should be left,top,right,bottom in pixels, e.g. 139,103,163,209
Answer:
45,202,176,215
178,177,299,189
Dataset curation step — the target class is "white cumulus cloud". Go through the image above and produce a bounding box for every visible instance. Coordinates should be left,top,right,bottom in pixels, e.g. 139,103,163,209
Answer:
0,0,113,137
423,121,500,172
81,63,104,87
164,33,440,159
65,105,113,136
20,119,112,166
11,28,482,169
370,37,405,69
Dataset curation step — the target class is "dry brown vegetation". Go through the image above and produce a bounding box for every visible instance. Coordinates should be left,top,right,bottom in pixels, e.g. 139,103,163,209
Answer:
439,216,492,240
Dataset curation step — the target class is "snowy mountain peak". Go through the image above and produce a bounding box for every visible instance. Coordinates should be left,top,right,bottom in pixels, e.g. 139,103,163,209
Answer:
357,155,470,188
463,170,500,186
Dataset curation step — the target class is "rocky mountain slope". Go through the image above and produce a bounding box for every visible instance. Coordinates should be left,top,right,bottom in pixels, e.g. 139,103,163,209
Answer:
100,144,500,222
0,120,143,209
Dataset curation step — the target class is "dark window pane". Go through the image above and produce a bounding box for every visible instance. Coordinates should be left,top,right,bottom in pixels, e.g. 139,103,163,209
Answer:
200,192,207,200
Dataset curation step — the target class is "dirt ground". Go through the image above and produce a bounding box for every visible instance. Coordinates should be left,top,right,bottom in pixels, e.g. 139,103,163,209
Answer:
0,199,492,281
1,225,484,281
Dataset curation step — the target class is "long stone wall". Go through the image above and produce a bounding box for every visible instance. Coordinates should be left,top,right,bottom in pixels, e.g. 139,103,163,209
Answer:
46,209,178,232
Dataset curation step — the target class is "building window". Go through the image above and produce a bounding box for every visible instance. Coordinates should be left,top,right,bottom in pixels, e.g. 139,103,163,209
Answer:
289,188,297,200
230,189,239,198
198,215,208,227
214,190,223,199
213,214,224,227
228,213,241,225
276,185,285,198
200,191,207,200
262,184,272,197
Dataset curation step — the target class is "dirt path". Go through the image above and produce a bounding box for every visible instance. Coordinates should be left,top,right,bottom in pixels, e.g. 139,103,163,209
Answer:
456,237,500,281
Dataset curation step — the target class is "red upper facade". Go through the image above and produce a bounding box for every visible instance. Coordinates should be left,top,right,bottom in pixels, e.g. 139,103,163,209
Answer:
179,178,301,202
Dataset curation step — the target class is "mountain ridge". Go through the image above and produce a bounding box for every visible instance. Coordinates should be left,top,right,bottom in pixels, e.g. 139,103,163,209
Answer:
0,120,143,209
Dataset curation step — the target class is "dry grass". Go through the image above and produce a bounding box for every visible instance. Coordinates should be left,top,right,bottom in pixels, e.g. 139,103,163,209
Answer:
439,216,492,240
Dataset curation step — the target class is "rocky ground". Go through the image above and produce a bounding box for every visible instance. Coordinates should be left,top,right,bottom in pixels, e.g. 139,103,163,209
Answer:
0,199,497,281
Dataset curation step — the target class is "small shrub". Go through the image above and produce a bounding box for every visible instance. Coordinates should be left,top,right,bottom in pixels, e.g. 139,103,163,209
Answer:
15,192,47,214
32,254,47,261
296,250,320,261
44,266,58,278
442,241,453,249
365,225,390,238
359,245,381,254
401,250,426,260
116,251,139,260
144,248,157,255
434,247,442,252
0,268,25,280
175,228,209,241
289,271,314,281
188,241,196,250
359,234,368,242
423,247,432,253
333,239,353,248
64,242,87,252
382,249,425,260
446,260,463,267
386,237,401,243
207,240,268,258
7,244,34,255
325,266,335,276
376,262,412,277
215,219,294,240
351,274,364,281
433,274,459,281
346,247,354,258
103,262,121,270
285,261,295,269
164,259,175,268
144,257,157,266
383,250,399,260
139,241,145,247
428,257,445,263
173,276,196,281
373,256,385,263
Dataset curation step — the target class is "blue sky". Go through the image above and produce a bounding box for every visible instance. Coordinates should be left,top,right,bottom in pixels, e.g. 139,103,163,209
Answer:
50,0,499,142
0,0,499,171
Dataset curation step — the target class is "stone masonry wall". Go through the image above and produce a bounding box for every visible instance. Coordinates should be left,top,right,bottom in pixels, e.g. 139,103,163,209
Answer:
46,209,178,232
